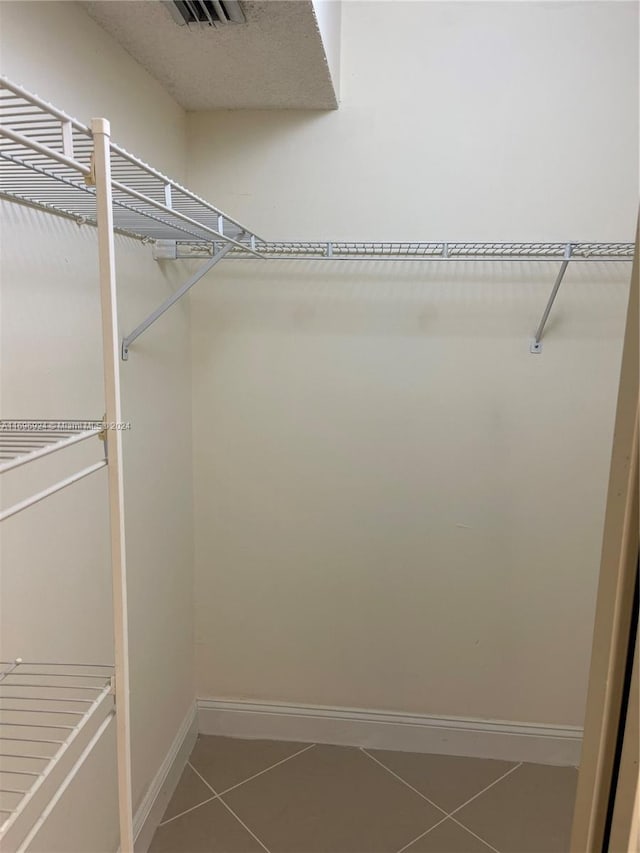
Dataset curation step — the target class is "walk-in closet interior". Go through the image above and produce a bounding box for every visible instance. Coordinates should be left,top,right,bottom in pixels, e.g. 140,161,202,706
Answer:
0,1,638,851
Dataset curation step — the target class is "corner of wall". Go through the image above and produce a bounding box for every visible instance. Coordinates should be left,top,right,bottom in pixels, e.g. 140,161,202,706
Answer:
312,0,342,105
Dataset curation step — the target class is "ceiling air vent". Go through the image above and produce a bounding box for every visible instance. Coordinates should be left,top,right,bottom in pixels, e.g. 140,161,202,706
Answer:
165,0,245,28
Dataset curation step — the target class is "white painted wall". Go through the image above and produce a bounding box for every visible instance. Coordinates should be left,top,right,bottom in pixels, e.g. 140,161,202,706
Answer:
188,1,637,242
0,3,194,849
188,1,638,728
0,2,186,177
0,2,637,847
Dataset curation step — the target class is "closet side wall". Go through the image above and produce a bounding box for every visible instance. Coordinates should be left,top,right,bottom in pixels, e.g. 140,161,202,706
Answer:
0,3,194,849
187,1,638,731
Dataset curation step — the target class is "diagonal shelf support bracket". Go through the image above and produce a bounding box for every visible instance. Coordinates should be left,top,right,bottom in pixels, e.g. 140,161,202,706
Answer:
530,243,573,354
121,243,233,360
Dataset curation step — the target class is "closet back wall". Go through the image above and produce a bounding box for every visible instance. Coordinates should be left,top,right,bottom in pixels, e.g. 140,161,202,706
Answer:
188,1,638,730
0,3,194,849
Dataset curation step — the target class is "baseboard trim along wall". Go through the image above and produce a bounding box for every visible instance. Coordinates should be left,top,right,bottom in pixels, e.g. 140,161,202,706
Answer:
134,703,198,853
128,694,582,850
197,699,582,767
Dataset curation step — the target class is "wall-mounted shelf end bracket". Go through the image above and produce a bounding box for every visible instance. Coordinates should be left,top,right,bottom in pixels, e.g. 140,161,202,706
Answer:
121,242,233,360
530,243,573,354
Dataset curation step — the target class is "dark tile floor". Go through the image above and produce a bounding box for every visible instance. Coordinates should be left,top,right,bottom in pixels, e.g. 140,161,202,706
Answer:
150,736,578,853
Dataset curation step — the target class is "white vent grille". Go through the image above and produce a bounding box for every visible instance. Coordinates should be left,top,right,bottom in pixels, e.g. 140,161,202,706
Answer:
165,0,245,28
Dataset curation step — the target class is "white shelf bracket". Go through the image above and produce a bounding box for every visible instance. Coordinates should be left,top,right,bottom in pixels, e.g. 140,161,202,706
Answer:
530,243,573,354
121,243,233,359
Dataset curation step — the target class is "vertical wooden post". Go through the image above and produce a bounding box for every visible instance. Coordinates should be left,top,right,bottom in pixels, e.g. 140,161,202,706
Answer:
91,118,134,853
570,225,639,851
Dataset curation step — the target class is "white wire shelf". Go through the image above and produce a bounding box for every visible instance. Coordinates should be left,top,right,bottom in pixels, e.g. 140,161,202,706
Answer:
2,82,632,266
0,420,107,522
224,240,635,261
0,77,261,253
0,420,104,474
0,660,114,852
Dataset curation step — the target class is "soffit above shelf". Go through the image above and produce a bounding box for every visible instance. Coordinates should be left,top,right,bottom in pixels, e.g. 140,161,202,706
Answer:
80,0,339,110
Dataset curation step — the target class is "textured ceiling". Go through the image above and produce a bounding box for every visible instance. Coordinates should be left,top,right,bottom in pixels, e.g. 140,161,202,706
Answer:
81,1,338,110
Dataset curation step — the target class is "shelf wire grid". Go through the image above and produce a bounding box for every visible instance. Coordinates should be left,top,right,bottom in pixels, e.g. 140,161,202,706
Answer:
0,661,114,845
0,420,104,474
0,77,261,251
225,240,634,261
1,82,632,265
0,420,109,523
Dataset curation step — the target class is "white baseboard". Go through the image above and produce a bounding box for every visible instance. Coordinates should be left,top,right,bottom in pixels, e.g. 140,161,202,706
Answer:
134,702,198,853
128,693,582,851
198,698,582,767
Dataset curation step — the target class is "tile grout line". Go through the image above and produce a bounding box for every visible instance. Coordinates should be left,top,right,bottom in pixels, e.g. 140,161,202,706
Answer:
360,748,449,817
448,816,501,853
397,815,500,853
158,761,222,826
217,743,317,798
440,763,524,853
158,746,317,831
188,761,272,852
395,815,451,853
188,761,219,796
361,746,465,852
158,761,220,826
159,745,316,827
158,793,219,827
217,796,272,853
366,751,522,853
160,743,523,853
391,786,500,853
448,762,523,819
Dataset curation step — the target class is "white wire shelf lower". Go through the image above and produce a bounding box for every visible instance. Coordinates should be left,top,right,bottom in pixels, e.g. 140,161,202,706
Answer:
0,420,107,523
0,660,114,852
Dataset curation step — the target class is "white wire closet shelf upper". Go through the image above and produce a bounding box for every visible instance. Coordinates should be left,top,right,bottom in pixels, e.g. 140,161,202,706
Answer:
0,77,261,253
1,78,633,266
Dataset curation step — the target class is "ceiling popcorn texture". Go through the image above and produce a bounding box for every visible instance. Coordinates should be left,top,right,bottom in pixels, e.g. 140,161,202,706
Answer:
81,0,338,110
